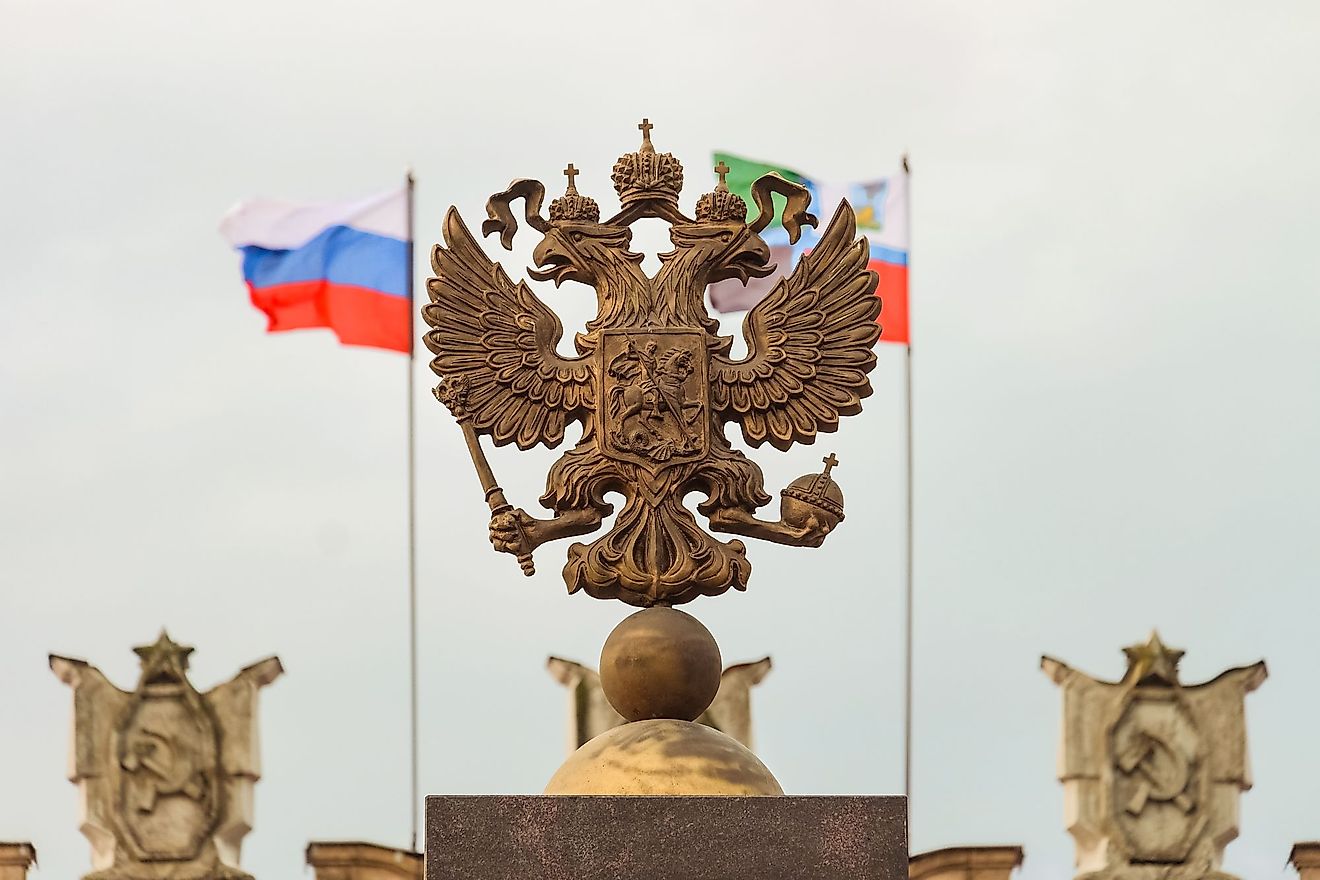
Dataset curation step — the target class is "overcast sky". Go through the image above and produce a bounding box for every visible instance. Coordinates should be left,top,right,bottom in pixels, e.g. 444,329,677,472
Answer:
3,1,1319,878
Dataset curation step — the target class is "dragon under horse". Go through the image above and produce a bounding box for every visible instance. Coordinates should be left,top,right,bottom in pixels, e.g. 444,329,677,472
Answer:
425,121,883,607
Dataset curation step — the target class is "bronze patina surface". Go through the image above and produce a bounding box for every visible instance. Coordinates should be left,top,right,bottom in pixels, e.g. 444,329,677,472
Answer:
598,607,721,722
425,121,882,606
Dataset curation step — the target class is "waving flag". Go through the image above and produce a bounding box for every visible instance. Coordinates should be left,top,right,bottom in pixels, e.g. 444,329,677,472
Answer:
220,186,411,353
708,153,910,345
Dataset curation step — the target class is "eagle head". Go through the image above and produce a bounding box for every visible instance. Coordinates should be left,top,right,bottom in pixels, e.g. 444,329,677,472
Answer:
529,222,640,288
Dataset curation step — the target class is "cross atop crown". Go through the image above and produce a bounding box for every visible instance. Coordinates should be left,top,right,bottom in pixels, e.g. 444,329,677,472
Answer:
714,161,730,191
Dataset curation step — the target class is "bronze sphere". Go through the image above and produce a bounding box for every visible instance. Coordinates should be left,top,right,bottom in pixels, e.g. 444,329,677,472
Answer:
599,606,721,722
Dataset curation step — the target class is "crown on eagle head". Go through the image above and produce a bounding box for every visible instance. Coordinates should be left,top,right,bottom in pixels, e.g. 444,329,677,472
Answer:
695,167,749,223
549,162,601,223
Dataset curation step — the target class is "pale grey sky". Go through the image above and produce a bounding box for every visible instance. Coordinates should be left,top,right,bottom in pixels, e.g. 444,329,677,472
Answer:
3,1,1319,878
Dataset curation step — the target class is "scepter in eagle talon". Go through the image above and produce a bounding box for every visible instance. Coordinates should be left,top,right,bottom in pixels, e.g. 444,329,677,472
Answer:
433,376,536,576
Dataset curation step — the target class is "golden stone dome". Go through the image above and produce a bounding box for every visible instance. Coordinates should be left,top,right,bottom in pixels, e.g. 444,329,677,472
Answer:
543,718,783,796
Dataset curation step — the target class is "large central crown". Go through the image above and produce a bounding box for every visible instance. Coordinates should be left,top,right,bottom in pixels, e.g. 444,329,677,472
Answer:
611,118,684,216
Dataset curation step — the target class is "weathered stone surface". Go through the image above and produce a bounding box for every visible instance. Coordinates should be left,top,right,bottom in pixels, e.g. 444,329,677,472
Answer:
0,843,37,880
306,842,422,880
547,655,771,751
909,846,1023,880
1291,843,1320,880
1042,632,1265,880
425,795,906,880
542,719,782,795
50,632,282,880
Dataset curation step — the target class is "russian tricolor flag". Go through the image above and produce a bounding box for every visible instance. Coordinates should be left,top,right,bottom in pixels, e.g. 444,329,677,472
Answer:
220,187,411,353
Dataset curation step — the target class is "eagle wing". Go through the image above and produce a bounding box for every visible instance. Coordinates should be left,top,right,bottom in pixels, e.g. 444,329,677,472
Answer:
423,207,593,450
712,202,882,450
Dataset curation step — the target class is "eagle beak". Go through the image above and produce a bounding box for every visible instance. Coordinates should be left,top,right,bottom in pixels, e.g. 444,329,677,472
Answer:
529,234,576,286
717,228,773,284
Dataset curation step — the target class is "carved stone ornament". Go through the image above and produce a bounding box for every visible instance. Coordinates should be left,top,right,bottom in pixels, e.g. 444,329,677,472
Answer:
1042,632,1267,880
50,632,283,880
424,119,882,606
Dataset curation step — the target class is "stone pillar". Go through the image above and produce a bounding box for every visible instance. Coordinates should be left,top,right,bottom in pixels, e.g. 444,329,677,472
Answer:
0,844,36,880
909,846,1023,880
306,842,423,880
1042,632,1266,880
427,795,905,880
50,631,282,880
1291,843,1320,880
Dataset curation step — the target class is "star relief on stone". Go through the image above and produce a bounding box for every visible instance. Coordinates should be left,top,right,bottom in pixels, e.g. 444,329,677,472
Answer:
1122,631,1185,686
132,630,195,683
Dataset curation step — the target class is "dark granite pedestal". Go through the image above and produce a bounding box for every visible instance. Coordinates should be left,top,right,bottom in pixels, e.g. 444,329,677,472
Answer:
426,795,907,880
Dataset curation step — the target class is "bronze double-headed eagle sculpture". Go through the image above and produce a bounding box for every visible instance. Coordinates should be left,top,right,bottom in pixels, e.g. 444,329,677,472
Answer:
425,120,883,607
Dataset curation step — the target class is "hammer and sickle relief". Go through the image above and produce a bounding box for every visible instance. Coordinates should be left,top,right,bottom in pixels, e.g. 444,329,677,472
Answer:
1116,730,1195,815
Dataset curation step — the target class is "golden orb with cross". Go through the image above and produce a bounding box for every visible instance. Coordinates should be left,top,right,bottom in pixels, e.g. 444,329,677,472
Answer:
780,453,847,546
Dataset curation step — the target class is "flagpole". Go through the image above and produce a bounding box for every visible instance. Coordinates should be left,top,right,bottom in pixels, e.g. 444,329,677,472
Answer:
902,344,914,826
405,168,420,853
900,153,914,842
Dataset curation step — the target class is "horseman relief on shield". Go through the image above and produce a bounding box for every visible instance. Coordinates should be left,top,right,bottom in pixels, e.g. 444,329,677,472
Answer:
425,120,884,607
603,330,707,466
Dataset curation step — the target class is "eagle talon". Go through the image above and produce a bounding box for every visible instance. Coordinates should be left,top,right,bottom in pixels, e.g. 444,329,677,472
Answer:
489,508,536,556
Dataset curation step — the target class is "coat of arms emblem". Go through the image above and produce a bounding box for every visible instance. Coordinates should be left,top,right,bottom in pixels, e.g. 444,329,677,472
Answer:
1042,633,1266,880
426,121,883,606
50,632,283,880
